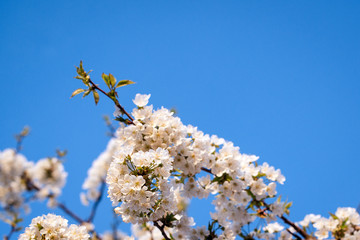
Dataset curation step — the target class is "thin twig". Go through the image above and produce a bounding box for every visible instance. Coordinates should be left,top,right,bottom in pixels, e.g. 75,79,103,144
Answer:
280,215,316,239
201,167,214,175
103,115,117,137
153,221,170,240
111,210,121,240
4,225,15,240
57,202,85,224
14,126,30,153
15,140,23,153
261,200,312,239
286,228,302,240
24,175,87,224
87,181,106,223
57,200,102,238
88,78,134,124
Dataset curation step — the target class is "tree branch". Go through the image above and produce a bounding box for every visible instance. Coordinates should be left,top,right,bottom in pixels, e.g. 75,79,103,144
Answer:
24,175,86,224
4,225,15,240
279,215,312,239
153,221,170,240
88,78,134,124
261,200,313,239
57,202,85,224
201,167,214,175
87,181,106,223
286,228,302,240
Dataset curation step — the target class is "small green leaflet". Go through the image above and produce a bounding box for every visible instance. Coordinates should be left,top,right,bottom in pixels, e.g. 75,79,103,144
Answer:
116,80,135,88
70,89,85,98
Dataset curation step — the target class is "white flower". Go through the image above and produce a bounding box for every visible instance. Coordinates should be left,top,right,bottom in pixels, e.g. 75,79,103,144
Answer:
19,214,89,240
81,138,117,205
335,207,360,225
263,222,284,233
133,93,151,107
0,148,32,209
30,157,67,198
299,213,321,227
314,228,329,239
106,93,294,235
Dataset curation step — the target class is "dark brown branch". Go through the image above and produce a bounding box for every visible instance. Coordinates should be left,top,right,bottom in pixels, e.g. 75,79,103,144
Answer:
201,167,214,175
153,221,170,240
57,201,102,239
24,175,87,224
259,200,313,239
57,202,85,224
279,215,313,239
286,228,302,240
88,78,134,124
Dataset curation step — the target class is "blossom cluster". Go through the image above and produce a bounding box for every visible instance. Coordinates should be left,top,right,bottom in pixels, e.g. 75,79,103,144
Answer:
18,213,89,240
105,94,288,239
9,92,360,240
0,149,67,216
0,149,33,211
298,207,360,239
29,157,67,200
81,138,117,205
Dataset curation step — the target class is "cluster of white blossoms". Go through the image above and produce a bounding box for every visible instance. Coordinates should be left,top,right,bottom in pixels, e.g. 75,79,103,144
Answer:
29,157,67,199
81,138,118,205
106,94,290,239
297,207,360,239
0,148,67,215
0,149,33,211
10,92,360,240
18,213,89,240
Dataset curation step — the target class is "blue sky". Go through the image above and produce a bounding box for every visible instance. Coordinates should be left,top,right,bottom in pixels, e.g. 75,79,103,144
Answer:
1,0,360,237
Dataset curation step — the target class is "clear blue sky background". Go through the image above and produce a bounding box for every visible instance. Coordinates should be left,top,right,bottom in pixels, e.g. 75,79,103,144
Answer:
1,0,360,237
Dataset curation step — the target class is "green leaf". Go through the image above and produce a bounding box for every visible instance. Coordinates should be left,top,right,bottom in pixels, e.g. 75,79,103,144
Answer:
74,75,84,80
82,90,91,98
36,223,43,231
107,90,118,102
329,212,339,220
102,73,111,88
76,60,85,76
93,90,100,105
14,218,23,224
341,218,348,228
210,172,232,184
285,202,292,209
70,88,85,98
115,116,125,121
109,73,116,88
116,80,135,88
